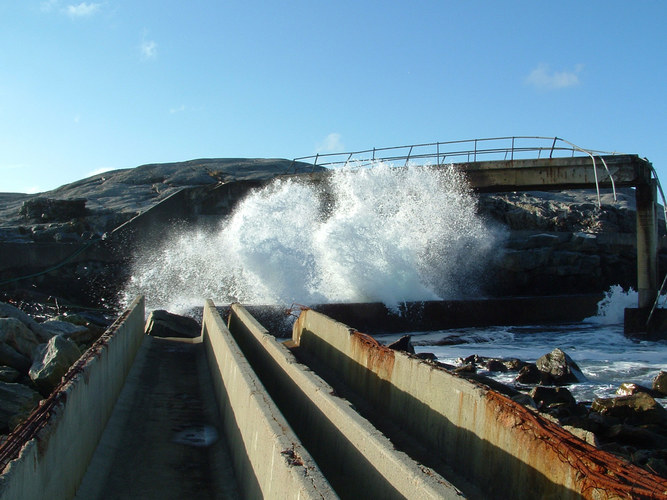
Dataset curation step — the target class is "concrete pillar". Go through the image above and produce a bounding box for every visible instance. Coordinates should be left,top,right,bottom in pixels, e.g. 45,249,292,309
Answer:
636,180,658,308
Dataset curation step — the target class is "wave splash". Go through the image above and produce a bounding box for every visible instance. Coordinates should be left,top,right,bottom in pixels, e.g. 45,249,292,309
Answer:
122,163,504,313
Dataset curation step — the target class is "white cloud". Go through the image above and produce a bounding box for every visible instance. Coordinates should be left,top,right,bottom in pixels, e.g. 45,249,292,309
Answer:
26,186,43,194
40,0,60,12
317,132,344,153
526,63,583,90
140,40,158,60
169,105,186,114
66,2,101,18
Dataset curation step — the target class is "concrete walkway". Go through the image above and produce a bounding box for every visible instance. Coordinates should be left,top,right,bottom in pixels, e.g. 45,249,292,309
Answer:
75,335,240,499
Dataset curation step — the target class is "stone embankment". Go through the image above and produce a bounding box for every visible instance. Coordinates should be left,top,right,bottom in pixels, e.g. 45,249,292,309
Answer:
0,301,108,435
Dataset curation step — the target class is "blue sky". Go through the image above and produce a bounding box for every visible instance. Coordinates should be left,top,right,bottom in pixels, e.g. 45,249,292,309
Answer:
1,1,665,193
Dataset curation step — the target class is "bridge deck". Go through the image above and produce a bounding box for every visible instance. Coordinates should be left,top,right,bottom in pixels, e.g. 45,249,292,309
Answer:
75,335,240,499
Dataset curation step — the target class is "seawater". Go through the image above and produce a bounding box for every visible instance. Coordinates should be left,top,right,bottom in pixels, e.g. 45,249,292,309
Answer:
122,163,503,312
122,164,665,403
376,286,667,403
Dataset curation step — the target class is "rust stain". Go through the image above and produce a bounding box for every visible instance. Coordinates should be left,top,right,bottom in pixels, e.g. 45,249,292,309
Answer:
483,391,667,499
349,329,395,380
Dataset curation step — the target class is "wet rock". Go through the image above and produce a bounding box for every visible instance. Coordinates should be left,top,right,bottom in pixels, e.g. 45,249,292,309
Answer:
502,358,525,371
0,302,50,342
485,359,508,372
145,310,201,339
29,335,82,396
535,348,586,385
0,343,31,373
454,363,477,374
415,352,437,362
0,317,40,359
387,335,415,354
515,363,541,384
0,381,42,432
604,424,667,449
511,393,538,410
646,457,667,477
529,386,577,410
591,392,667,426
653,371,667,396
616,382,662,398
0,366,21,383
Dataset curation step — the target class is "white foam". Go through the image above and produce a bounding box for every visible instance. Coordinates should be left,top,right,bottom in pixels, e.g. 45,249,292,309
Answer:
122,163,503,313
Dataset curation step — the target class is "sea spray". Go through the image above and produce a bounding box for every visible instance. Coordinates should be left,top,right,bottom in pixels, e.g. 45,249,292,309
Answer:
122,163,504,313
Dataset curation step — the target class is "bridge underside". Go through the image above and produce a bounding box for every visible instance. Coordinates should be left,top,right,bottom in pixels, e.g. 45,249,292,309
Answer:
450,154,658,334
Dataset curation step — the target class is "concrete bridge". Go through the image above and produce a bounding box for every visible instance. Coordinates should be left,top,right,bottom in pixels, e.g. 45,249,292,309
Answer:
1,296,666,499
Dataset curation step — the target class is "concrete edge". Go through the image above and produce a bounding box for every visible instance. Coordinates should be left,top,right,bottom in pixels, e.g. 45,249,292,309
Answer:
0,295,146,500
292,309,667,500
201,299,335,500
228,303,464,499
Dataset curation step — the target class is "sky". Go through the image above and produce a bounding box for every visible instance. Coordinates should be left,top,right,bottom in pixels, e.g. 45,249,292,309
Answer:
1,1,665,194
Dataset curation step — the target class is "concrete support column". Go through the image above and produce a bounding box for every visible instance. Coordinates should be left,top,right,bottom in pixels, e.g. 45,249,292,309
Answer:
636,180,658,308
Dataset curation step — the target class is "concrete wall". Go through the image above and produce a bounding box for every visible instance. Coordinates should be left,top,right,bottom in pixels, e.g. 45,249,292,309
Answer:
293,309,667,500
227,303,464,499
201,300,335,499
0,295,146,500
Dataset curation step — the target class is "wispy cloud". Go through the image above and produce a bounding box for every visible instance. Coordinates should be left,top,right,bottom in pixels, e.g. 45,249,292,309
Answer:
169,105,186,114
526,63,583,90
140,39,158,60
86,166,114,178
66,2,101,18
40,0,60,12
317,132,344,153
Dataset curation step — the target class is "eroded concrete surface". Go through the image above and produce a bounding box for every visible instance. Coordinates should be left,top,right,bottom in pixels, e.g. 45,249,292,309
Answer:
75,335,239,499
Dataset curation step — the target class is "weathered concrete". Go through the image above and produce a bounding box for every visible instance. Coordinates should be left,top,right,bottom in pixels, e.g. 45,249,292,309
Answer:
292,309,667,499
75,335,240,499
201,300,335,499
227,303,465,498
0,296,145,500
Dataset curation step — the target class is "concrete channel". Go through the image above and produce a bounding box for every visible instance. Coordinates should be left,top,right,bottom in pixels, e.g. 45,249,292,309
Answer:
1,296,667,499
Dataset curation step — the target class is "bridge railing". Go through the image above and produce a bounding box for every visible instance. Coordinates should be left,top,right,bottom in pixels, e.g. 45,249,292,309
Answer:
291,136,617,171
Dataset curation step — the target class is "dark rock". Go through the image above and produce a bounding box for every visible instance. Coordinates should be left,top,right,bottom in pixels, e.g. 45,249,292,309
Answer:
0,381,42,432
387,335,415,354
0,366,21,383
536,348,586,385
29,335,82,396
511,393,538,410
145,310,201,339
653,371,667,396
646,457,667,477
502,358,525,371
0,317,40,359
0,302,50,342
415,352,437,362
0,343,31,373
529,386,577,409
591,392,667,426
604,424,667,448
485,359,508,372
454,363,477,374
19,197,87,222
515,363,541,384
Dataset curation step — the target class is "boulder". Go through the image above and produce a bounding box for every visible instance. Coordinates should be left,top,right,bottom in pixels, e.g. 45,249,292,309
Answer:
0,366,21,383
515,363,541,384
529,386,577,409
42,319,103,346
0,317,40,359
653,371,667,396
0,381,42,432
485,359,508,372
145,310,201,339
616,382,662,398
387,335,415,354
29,335,82,396
0,343,31,373
0,302,50,342
536,348,586,385
591,392,667,426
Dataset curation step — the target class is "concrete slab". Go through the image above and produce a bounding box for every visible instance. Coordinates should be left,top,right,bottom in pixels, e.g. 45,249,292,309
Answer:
75,335,240,499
